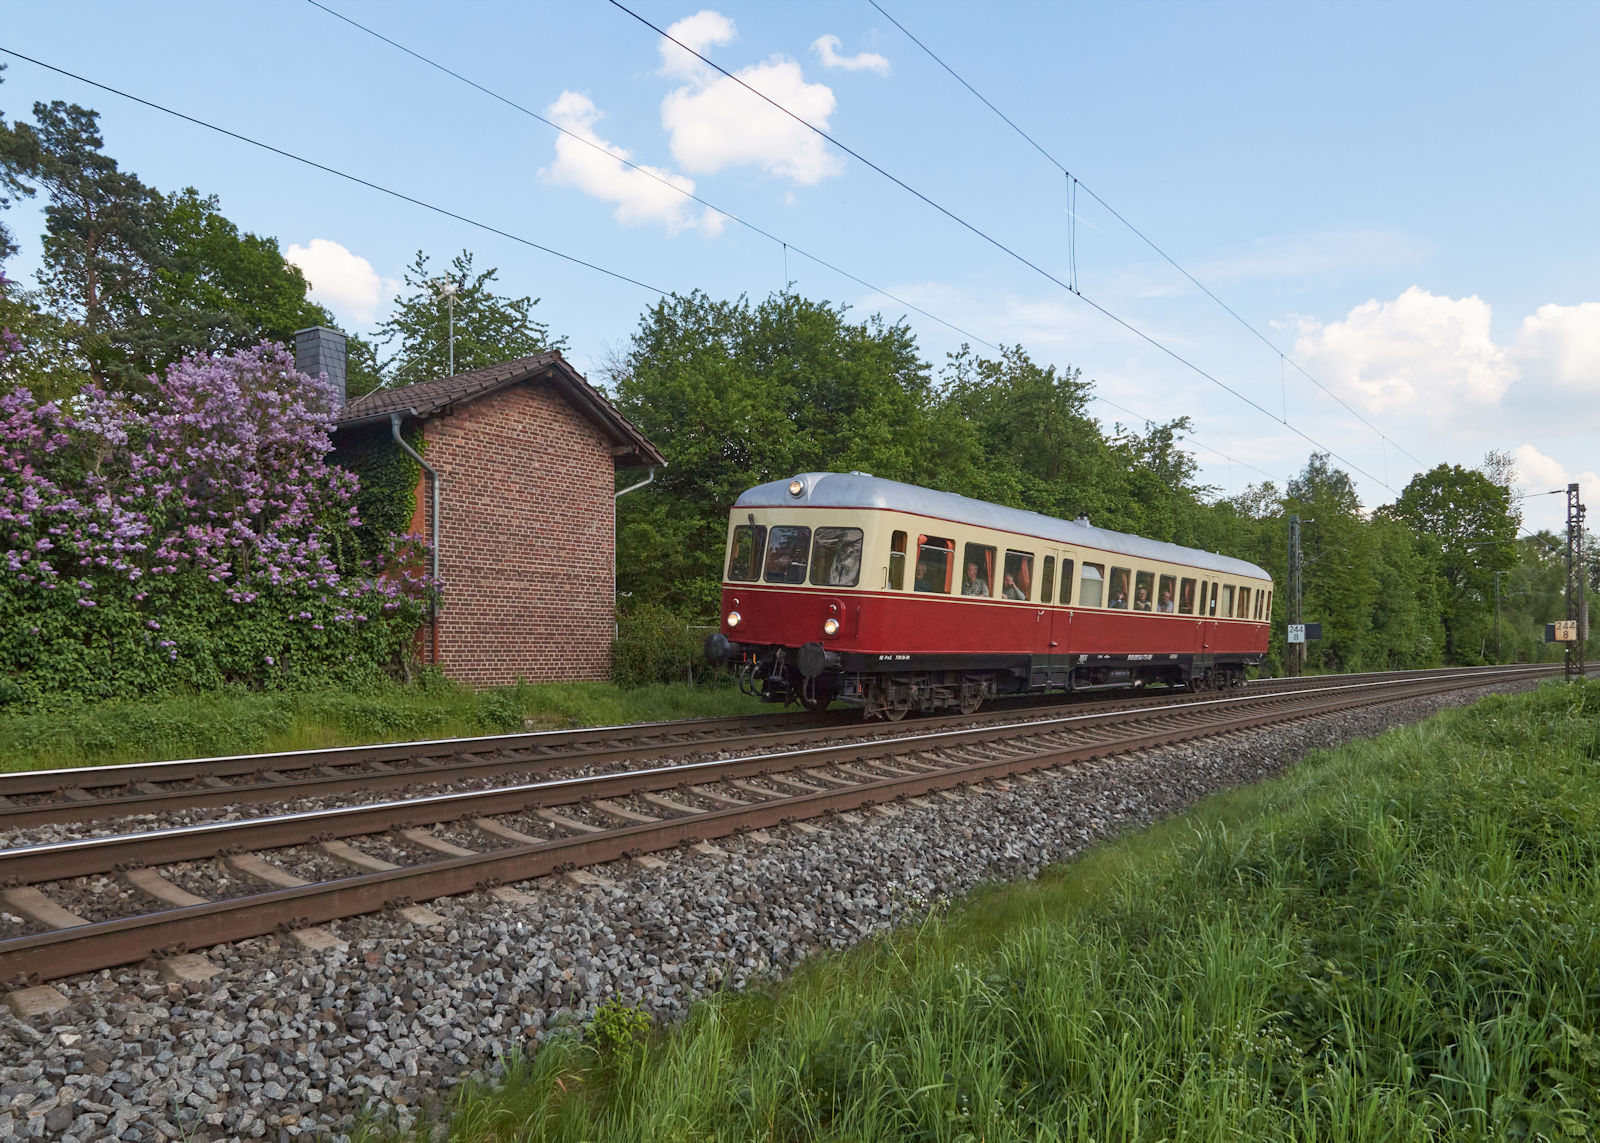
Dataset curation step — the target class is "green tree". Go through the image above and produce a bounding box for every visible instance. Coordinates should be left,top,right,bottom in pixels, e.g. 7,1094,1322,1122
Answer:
609,289,933,612
130,187,332,376
0,99,162,386
0,274,87,401
932,344,1114,519
373,249,564,386
0,64,32,263
1386,462,1518,662
1287,453,1378,671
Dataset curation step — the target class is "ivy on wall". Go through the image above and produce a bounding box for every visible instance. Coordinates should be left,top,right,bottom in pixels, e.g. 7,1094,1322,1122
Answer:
330,420,425,568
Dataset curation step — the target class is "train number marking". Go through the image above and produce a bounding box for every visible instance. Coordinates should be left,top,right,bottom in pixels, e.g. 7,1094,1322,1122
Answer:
877,654,911,661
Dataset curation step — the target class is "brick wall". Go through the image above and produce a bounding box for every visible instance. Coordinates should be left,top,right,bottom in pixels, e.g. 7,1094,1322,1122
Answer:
412,382,617,684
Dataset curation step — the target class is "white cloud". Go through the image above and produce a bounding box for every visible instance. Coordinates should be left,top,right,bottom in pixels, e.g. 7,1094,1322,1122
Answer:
1512,302,1600,391
657,10,844,185
1292,286,1516,414
1511,444,1600,530
284,239,396,326
811,34,890,75
658,9,737,80
541,91,723,236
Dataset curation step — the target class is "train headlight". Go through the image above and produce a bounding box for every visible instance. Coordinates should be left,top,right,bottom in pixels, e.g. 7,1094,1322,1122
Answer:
788,478,805,497
822,616,840,636
727,610,742,628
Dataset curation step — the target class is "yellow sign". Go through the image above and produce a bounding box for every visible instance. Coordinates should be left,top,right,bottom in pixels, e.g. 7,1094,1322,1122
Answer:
1554,620,1579,642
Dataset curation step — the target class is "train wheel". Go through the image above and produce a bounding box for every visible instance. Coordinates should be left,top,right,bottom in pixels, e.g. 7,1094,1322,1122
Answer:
957,685,983,716
800,685,832,712
883,701,911,722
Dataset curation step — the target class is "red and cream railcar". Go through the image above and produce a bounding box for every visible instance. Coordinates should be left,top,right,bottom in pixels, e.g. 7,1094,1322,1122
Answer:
704,473,1272,719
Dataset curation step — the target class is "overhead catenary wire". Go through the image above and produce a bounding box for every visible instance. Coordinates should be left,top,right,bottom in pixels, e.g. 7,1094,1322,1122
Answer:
866,0,1429,474
308,2,1276,490
0,37,1312,493
607,0,1395,492
0,46,666,295
303,0,1000,354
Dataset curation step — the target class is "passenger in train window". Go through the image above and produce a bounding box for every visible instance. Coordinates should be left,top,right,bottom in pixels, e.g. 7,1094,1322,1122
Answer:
1108,568,1129,608
1178,578,1196,614
1002,572,1026,600
962,561,990,597
1158,587,1175,612
1133,570,1155,611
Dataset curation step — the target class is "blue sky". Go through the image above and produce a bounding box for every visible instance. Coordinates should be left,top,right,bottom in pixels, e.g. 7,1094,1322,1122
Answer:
3,1,1596,532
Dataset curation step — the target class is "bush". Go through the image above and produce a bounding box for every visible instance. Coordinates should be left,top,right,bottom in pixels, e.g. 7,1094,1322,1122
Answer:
610,602,716,688
0,344,435,706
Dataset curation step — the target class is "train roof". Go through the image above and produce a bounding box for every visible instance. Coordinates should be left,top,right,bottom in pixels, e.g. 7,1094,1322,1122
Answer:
735,472,1272,581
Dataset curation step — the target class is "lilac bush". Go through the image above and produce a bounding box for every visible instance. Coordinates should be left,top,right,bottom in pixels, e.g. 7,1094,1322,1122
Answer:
0,342,435,704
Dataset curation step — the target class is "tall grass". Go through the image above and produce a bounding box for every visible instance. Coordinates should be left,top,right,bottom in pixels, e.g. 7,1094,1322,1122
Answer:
0,677,764,774
406,680,1600,1141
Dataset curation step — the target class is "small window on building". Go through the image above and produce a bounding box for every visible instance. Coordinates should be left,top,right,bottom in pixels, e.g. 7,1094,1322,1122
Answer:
728,524,765,581
962,543,996,597
915,536,954,593
1221,584,1235,617
810,527,864,587
888,530,907,591
1059,559,1074,604
1080,562,1105,607
763,525,811,585
1108,566,1131,608
1040,556,1056,604
1179,577,1197,614
1158,574,1177,613
1133,571,1155,611
1002,550,1033,600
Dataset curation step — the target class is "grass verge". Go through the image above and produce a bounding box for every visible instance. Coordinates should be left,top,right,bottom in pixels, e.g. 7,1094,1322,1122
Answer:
0,676,764,774
396,679,1600,1142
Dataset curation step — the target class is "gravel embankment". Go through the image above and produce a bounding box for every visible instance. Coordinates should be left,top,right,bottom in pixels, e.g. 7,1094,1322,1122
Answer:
0,682,1534,1142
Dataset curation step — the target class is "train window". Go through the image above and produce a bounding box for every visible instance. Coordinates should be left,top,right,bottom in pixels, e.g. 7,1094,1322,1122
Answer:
1080,562,1105,607
962,544,996,597
888,530,907,591
1221,584,1235,617
1002,551,1033,600
1266,590,1273,617
810,527,864,587
1158,575,1177,613
915,536,954,593
1178,577,1197,614
1108,566,1131,609
1040,556,1055,604
1236,587,1250,618
762,526,811,585
1059,559,1074,604
1254,588,1264,620
1133,571,1155,611
728,525,766,581
1208,582,1219,616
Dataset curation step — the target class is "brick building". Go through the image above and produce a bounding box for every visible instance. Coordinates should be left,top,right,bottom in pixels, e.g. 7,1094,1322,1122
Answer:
319,333,664,685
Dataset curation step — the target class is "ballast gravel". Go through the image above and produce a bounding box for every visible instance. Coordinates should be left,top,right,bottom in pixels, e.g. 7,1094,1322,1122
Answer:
0,682,1537,1141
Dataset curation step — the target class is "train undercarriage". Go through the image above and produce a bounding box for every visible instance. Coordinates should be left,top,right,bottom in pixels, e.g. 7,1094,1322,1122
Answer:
717,637,1255,720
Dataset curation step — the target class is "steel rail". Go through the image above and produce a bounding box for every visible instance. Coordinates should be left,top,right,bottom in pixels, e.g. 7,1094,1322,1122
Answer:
0,664,1547,831
0,668,1549,886
0,665,1551,985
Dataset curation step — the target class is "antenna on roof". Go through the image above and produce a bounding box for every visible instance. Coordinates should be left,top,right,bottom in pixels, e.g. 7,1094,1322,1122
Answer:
435,279,460,376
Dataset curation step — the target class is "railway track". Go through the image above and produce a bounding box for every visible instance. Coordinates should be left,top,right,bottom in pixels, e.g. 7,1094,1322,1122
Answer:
0,663,1556,987
0,663,1535,832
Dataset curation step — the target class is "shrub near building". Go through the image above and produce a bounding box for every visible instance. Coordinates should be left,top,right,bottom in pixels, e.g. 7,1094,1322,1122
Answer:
0,343,433,706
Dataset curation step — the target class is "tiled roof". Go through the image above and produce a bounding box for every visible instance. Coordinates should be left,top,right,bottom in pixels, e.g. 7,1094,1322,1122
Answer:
338,351,663,468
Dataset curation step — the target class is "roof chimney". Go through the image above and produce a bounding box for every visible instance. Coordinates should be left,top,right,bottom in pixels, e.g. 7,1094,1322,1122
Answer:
294,326,347,412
